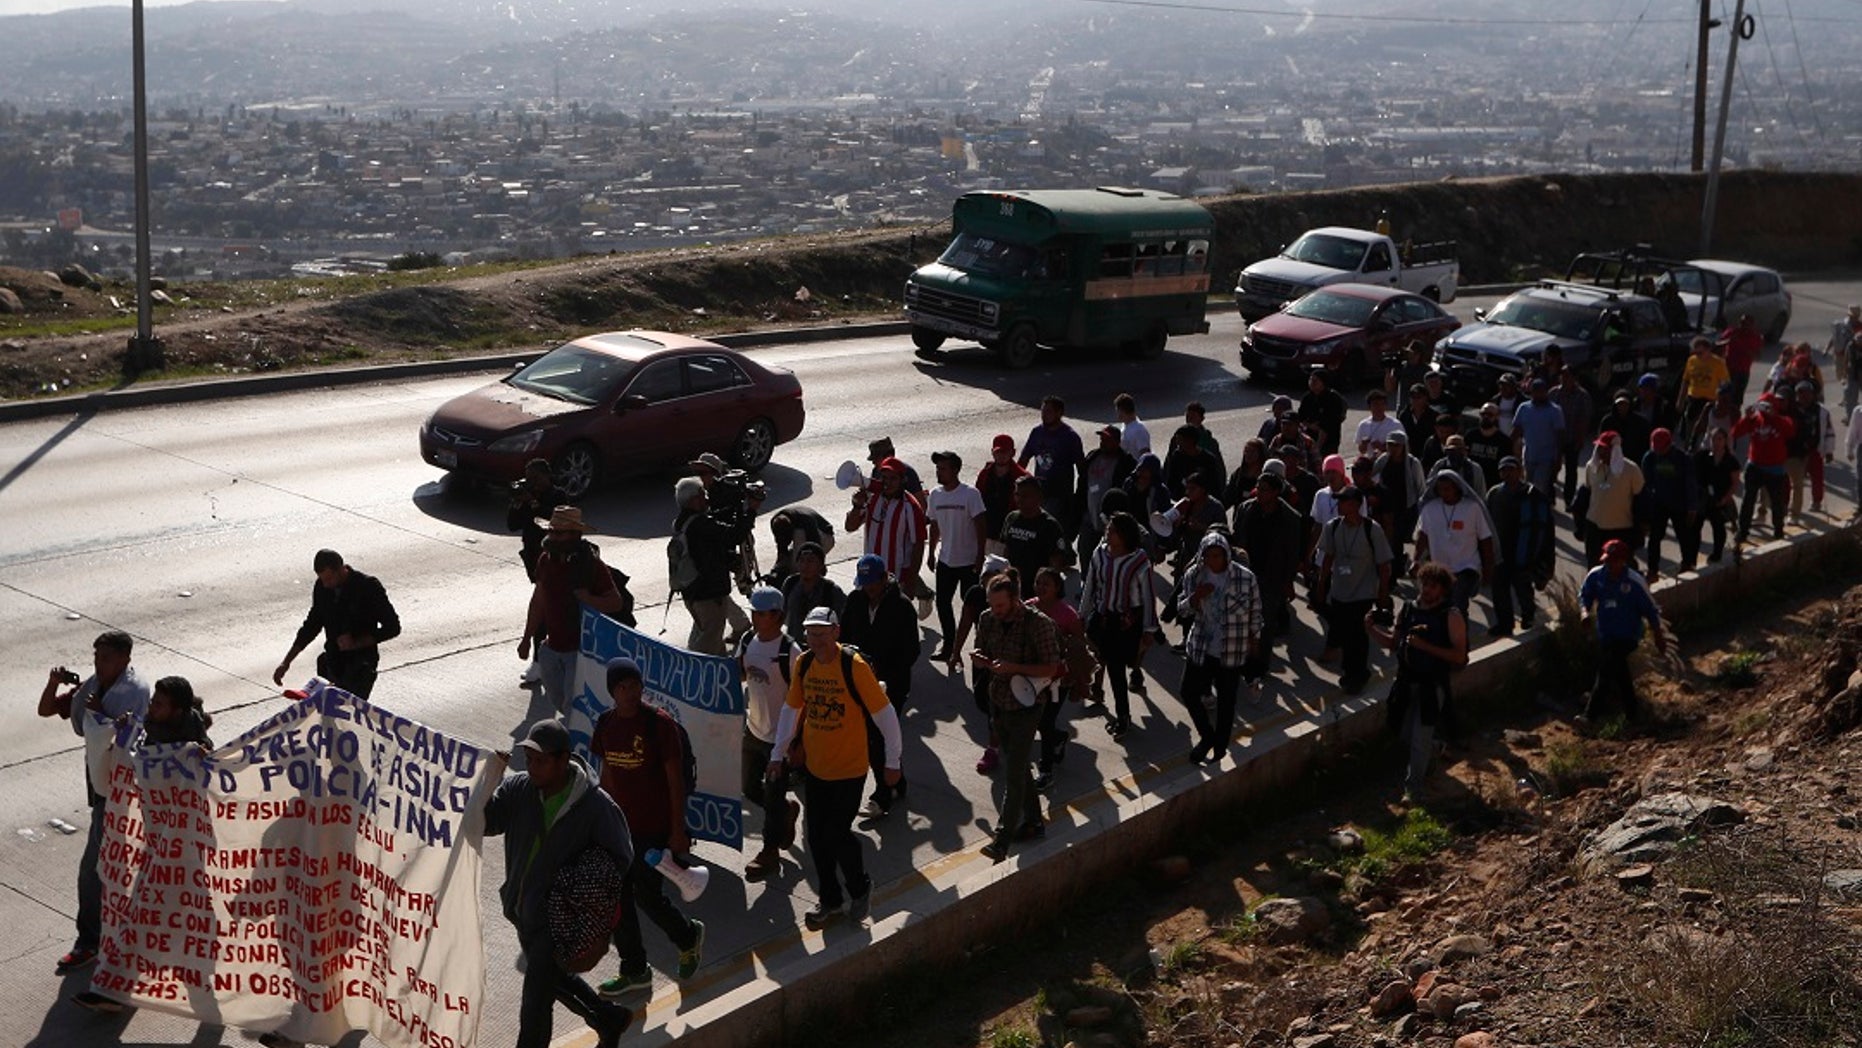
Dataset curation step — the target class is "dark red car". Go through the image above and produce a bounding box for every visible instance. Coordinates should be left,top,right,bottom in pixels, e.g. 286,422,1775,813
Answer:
1240,283,1459,386
419,331,805,497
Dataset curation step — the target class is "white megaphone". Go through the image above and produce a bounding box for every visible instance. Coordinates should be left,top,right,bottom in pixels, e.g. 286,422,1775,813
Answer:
834,460,869,492
645,847,711,902
1149,507,1178,538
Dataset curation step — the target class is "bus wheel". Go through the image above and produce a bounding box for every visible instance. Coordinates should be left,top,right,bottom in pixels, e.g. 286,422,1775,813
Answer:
1129,326,1168,360
911,327,945,353
998,325,1039,369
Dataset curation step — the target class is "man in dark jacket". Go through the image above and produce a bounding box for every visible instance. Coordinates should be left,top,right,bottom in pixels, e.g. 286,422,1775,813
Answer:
1298,367,1349,456
1485,457,1555,635
1232,472,1305,647
839,554,921,816
1639,427,1700,581
1162,424,1226,500
485,719,635,1048
675,476,749,655
272,549,401,699
1077,424,1137,569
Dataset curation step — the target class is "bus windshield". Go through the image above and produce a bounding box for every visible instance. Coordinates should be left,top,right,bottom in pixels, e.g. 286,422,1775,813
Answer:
938,232,1042,279
1283,233,1369,271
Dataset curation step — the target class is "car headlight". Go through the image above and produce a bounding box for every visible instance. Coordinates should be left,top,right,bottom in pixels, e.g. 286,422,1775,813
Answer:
488,430,544,454
903,283,919,302
980,301,999,320
1301,339,1341,357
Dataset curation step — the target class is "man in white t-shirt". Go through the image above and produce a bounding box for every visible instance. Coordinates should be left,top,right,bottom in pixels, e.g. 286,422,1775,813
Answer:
1356,388,1403,457
738,586,800,883
1115,393,1152,457
1412,469,1495,618
926,450,988,661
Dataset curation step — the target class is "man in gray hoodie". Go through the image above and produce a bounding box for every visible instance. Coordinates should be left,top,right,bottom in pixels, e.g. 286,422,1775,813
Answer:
485,719,636,1048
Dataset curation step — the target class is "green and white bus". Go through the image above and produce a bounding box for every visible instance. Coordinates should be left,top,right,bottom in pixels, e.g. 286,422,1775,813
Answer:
903,187,1213,369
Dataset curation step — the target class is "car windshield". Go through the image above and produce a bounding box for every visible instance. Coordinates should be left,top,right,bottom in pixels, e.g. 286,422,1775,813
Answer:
1284,290,1378,328
937,231,1041,279
1283,233,1368,271
506,344,637,405
1485,297,1598,341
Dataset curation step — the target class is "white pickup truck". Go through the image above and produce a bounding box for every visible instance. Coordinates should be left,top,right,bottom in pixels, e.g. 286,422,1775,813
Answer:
1234,226,1459,322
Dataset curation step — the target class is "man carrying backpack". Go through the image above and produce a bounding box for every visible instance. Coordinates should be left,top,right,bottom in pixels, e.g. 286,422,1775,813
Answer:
519,509,629,715
768,607,902,930
839,554,922,817
591,657,705,999
738,587,801,882
674,476,750,656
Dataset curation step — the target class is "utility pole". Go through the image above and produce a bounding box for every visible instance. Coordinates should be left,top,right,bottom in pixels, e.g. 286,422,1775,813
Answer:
126,0,163,375
1691,0,1719,172
1700,0,1751,256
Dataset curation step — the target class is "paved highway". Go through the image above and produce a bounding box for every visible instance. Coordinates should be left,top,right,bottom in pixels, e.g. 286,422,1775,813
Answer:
1,279,1856,1047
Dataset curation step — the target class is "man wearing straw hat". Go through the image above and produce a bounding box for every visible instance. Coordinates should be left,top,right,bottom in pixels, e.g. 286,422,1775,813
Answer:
520,507,628,713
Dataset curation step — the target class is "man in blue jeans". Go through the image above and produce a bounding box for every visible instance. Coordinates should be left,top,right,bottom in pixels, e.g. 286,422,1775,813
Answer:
36,631,150,983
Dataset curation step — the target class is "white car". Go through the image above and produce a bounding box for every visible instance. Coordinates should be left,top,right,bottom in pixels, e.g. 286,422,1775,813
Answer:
1673,260,1792,342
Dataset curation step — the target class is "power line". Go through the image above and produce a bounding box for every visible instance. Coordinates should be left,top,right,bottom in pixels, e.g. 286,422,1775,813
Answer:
1776,0,1828,138
1075,0,1856,25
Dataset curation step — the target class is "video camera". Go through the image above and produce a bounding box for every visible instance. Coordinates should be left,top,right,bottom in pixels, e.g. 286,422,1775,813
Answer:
709,468,767,538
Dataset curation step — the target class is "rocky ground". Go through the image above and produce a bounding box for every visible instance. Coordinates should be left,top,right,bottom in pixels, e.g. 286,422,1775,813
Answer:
841,567,1862,1048
0,227,930,399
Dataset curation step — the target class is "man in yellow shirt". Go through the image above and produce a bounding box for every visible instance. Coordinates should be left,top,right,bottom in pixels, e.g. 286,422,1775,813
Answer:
768,607,902,929
1677,336,1730,443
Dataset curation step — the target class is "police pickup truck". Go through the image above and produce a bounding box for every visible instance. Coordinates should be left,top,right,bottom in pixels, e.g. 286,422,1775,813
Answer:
1234,226,1458,323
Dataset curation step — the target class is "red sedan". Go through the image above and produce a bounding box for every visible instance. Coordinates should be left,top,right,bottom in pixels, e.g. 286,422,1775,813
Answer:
1240,284,1459,386
419,331,805,497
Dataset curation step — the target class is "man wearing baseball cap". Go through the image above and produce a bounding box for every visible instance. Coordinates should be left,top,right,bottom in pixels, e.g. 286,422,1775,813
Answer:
484,719,636,1048
768,606,902,929
977,433,1030,551
1578,539,1666,727
839,554,920,816
519,509,627,712
738,587,800,882
845,454,928,602
866,436,923,497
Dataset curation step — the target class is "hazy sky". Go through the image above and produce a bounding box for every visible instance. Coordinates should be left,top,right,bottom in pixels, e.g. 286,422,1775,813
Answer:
0,0,197,14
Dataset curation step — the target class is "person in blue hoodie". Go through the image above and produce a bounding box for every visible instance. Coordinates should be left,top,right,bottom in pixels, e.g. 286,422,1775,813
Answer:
485,719,636,1048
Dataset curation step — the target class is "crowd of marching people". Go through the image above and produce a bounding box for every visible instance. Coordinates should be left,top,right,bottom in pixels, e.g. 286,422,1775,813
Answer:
37,308,1862,1048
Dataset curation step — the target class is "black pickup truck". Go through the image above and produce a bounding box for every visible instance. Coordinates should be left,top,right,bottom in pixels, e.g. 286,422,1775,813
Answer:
1433,253,1716,404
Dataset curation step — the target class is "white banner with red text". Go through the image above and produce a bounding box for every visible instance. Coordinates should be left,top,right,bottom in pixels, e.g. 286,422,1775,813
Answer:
88,681,497,1048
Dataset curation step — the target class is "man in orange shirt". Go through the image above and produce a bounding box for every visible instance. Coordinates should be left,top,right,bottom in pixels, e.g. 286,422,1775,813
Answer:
768,607,902,930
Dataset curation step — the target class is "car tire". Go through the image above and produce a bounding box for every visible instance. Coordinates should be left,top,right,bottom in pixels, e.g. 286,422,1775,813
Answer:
732,418,777,472
997,324,1039,370
1766,312,1790,345
552,442,600,500
910,327,945,353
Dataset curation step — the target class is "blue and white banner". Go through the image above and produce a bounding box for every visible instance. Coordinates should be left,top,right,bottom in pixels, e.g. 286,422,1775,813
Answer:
565,608,747,850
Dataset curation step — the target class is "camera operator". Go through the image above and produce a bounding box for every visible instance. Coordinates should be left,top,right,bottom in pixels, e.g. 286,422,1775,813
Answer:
37,631,151,978
690,452,767,593
675,476,751,655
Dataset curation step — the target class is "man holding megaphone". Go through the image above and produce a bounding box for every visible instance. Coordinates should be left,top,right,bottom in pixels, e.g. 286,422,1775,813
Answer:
590,657,707,999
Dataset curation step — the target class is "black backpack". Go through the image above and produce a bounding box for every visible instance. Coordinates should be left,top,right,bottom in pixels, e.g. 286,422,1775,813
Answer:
794,644,880,712
577,540,637,627
736,631,793,685
645,703,699,799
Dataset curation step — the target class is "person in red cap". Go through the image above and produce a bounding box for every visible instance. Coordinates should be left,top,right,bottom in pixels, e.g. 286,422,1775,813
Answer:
845,456,927,599
1578,538,1667,726
1579,433,1644,567
976,434,1029,551
1638,427,1699,582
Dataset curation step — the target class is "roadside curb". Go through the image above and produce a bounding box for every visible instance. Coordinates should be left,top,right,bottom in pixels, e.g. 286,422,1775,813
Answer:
0,321,911,425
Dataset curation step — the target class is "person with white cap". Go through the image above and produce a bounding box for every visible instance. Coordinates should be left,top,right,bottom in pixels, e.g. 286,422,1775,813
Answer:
971,573,1065,862
484,718,636,1048
768,607,901,929
737,586,801,882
